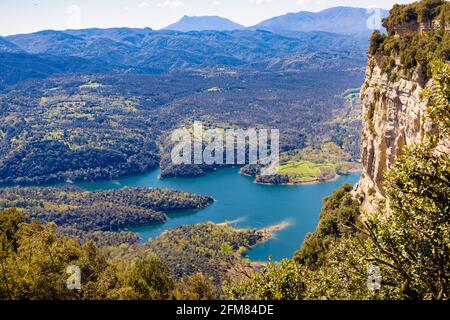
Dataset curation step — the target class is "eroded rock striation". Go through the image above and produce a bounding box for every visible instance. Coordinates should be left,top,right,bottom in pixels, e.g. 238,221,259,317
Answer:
354,0,449,211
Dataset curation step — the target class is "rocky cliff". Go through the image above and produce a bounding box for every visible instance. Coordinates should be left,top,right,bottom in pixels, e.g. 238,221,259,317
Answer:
353,0,449,212
354,61,432,211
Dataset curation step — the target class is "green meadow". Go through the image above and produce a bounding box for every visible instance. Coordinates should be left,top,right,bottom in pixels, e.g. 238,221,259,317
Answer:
278,160,336,183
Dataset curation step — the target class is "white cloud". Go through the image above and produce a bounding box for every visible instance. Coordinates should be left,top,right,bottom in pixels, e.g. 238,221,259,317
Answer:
159,0,185,8
248,0,273,5
297,0,326,5
212,0,222,5
138,1,151,8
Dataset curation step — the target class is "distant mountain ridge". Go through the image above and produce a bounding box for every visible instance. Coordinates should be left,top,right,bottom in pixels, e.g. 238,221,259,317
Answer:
0,51,125,90
0,6,382,90
252,6,389,36
0,37,23,53
163,15,244,32
5,28,367,71
1,27,368,90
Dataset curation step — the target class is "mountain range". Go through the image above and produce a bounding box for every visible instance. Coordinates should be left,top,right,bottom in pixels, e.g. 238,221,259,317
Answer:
161,7,388,35
252,6,389,36
163,15,244,31
2,28,367,71
0,6,384,90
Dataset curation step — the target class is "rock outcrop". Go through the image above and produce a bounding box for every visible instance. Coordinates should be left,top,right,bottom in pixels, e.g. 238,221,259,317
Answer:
394,19,450,36
354,62,432,212
354,0,449,212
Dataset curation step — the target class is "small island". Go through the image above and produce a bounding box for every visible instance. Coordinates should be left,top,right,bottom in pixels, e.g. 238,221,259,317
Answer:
241,142,360,185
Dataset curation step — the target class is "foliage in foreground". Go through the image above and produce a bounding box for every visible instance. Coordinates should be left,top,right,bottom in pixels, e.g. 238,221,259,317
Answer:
369,1,449,79
226,61,450,300
0,208,220,300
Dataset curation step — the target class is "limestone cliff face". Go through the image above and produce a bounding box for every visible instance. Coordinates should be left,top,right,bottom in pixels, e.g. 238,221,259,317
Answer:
353,0,450,212
395,19,450,36
354,61,433,212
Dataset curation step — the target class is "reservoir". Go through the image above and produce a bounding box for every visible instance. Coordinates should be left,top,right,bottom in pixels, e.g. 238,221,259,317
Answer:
70,167,360,261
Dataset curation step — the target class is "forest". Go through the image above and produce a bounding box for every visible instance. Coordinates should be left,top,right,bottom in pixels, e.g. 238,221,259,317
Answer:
369,0,450,79
0,187,213,245
135,222,263,282
0,208,263,299
0,0,447,302
0,70,363,184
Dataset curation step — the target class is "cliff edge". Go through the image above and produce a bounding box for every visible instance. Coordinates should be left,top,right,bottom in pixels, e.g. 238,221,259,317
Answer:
354,0,449,211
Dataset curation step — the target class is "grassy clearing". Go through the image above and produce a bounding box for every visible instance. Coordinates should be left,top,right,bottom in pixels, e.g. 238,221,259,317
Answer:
79,82,103,89
278,160,336,183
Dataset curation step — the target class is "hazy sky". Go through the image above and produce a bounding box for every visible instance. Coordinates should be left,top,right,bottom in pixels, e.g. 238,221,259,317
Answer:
0,0,415,36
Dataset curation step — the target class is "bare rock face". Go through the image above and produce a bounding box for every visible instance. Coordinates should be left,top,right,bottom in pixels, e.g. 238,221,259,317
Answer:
353,61,432,212
394,20,450,35
353,1,449,212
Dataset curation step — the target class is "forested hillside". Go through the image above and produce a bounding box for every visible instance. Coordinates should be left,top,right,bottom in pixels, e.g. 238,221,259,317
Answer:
2,0,447,302
0,187,213,245
0,6,369,185
5,29,367,73
0,70,362,184
0,208,263,299
145,223,264,282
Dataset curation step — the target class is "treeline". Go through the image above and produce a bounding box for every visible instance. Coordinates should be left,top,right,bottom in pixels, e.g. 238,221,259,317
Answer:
81,188,214,212
0,70,362,184
369,0,449,79
0,186,213,245
383,0,449,28
3,28,368,75
58,226,141,247
0,76,161,185
0,209,220,300
146,223,264,281
0,209,265,299
159,124,258,178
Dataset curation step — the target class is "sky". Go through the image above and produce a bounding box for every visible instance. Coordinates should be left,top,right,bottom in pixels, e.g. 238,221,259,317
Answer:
0,0,416,36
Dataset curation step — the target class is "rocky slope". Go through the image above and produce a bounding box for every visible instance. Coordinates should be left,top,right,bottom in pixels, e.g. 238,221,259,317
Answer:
354,62,432,211
354,0,449,212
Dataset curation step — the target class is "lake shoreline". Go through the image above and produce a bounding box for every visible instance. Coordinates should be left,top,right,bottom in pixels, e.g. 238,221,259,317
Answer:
241,168,361,186
40,167,361,261
259,221,291,242
221,220,291,272
219,220,290,242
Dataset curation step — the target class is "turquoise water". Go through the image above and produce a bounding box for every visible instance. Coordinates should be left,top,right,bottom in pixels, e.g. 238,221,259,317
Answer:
70,167,360,262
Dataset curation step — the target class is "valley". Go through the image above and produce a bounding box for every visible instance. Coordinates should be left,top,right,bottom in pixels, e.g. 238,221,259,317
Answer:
56,167,360,262
0,70,363,185
0,4,368,293
0,0,448,301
